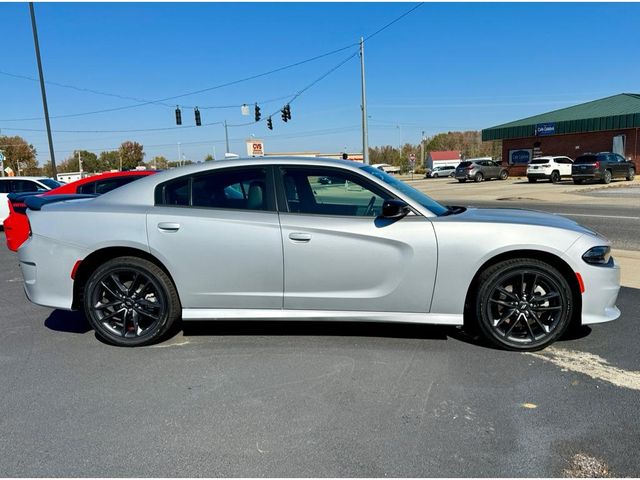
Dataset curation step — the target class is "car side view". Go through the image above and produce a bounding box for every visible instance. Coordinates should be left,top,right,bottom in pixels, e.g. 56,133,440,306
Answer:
455,160,508,183
526,156,574,183
572,152,635,184
3,170,156,252
17,158,620,351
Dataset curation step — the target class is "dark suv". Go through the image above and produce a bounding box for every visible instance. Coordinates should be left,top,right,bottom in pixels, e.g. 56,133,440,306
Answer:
572,152,635,184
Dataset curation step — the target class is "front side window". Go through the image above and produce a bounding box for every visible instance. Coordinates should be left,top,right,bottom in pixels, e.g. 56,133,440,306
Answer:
156,167,270,211
280,167,390,217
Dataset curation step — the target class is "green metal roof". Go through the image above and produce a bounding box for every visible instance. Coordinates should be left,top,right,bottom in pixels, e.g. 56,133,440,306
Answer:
482,93,640,141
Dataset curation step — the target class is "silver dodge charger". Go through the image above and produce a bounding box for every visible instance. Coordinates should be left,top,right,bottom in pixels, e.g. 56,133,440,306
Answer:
17,158,621,350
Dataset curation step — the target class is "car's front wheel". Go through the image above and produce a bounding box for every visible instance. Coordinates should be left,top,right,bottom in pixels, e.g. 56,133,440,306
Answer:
83,256,181,347
475,258,573,351
627,168,635,181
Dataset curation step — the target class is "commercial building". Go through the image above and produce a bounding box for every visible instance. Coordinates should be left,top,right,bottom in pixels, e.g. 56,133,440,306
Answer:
425,150,462,169
482,93,640,174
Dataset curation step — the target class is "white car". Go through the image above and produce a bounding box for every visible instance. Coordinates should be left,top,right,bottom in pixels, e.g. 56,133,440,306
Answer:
0,176,61,223
371,163,401,174
429,165,457,178
526,156,574,183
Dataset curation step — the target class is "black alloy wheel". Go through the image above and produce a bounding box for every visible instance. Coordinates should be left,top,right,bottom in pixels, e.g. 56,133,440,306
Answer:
474,172,484,182
627,168,635,181
84,256,181,347
550,171,561,183
475,258,573,351
602,169,612,184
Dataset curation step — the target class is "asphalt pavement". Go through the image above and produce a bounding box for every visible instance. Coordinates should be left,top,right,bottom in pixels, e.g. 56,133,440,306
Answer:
0,232,638,477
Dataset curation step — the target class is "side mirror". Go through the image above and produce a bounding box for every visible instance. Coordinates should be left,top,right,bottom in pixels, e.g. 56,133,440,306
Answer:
381,199,410,219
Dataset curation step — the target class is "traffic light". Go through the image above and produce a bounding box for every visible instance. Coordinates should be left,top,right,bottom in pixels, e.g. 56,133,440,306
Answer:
254,104,261,122
281,106,288,123
194,107,201,126
175,106,182,125
285,104,291,120
267,117,273,130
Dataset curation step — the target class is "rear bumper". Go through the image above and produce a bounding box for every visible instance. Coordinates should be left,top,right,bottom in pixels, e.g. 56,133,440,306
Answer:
526,172,551,179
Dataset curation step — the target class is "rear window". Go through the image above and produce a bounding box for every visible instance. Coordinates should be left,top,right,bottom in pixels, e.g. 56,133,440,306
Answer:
39,178,62,189
575,154,606,164
458,162,471,168
530,159,549,165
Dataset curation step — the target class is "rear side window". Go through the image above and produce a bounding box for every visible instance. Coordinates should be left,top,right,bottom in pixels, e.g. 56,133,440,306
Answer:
156,167,270,211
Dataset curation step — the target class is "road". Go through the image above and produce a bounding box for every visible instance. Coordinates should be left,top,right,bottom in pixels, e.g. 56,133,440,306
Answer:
0,232,638,477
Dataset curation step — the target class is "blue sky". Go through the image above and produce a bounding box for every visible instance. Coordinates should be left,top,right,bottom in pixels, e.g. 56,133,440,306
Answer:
1,2,640,164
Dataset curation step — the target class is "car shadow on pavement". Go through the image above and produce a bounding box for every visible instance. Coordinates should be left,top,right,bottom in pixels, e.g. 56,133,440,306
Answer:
44,309,92,334
182,320,453,342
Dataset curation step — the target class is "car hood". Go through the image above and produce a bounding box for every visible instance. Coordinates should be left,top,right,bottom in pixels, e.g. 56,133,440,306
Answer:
445,207,597,236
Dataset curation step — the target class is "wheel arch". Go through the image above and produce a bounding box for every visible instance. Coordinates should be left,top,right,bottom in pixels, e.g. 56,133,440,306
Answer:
463,249,582,330
72,246,179,310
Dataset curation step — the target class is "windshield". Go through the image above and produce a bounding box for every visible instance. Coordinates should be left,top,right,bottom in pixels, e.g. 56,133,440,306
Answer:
360,165,449,216
39,178,63,189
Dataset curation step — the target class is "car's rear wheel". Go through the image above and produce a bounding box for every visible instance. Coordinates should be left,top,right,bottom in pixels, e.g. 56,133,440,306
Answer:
499,170,508,180
474,172,484,182
627,168,635,181
475,258,573,351
550,171,560,183
602,169,612,184
83,256,181,347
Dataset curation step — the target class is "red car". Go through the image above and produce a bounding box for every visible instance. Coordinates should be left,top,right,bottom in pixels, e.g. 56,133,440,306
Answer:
3,170,157,252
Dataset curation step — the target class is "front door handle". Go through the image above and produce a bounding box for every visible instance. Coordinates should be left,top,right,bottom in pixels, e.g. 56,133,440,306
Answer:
158,222,180,232
288,232,312,242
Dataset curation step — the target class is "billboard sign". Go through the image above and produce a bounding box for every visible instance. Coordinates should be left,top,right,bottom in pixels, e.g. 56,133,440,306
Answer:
246,139,265,157
509,149,532,165
535,122,556,136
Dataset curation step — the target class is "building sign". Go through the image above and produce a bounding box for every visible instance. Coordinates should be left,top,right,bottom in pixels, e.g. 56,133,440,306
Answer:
535,123,556,136
508,149,533,165
246,139,265,157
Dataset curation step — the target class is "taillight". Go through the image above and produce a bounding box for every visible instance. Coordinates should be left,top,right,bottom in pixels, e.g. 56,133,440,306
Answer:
467,165,474,170
594,161,600,169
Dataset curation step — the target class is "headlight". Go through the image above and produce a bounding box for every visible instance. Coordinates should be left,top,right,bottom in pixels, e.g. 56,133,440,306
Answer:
582,246,612,266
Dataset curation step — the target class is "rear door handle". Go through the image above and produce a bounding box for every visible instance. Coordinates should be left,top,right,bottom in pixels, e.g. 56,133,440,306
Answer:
158,222,180,232
288,232,312,242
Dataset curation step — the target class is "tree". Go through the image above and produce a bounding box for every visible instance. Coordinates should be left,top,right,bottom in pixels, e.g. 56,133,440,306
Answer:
118,141,145,170
167,160,194,168
99,151,120,171
204,154,214,162
0,135,39,175
148,155,169,170
57,150,101,173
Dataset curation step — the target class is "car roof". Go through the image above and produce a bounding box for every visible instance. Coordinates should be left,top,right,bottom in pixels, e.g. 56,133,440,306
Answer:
93,157,368,206
0,176,49,181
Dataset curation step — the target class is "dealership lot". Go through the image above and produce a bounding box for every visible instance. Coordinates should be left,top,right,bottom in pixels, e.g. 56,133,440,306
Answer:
1,179,639,476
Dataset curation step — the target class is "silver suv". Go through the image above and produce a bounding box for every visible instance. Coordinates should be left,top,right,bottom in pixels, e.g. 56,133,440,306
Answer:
455,160,508,183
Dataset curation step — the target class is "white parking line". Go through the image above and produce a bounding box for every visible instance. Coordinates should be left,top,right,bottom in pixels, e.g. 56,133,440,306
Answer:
527,347,640,391
554,213,640,220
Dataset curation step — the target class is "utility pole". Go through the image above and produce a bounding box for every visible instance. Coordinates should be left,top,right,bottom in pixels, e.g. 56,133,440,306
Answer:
224,121,230,156
29,2,57,178
420,130,425,168
177,142,182,166
77,151,83,174
359,37,369,165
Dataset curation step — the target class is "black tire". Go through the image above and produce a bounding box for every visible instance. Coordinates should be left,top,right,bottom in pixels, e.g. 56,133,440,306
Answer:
528,177,537,183
83,256,181,347
432,173,439,178
573,178,584,185
601,169,612,184
627,168,635,181
474,258,573,351
458,179,467,183
550,171,560,183
474,172,484,183
499,170,508,180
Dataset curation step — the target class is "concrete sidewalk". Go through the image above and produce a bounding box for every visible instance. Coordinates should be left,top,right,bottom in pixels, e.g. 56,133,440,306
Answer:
613,249,640,289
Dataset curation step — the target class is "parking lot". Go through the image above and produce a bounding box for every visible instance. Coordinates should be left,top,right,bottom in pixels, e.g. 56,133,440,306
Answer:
1,178,639,477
